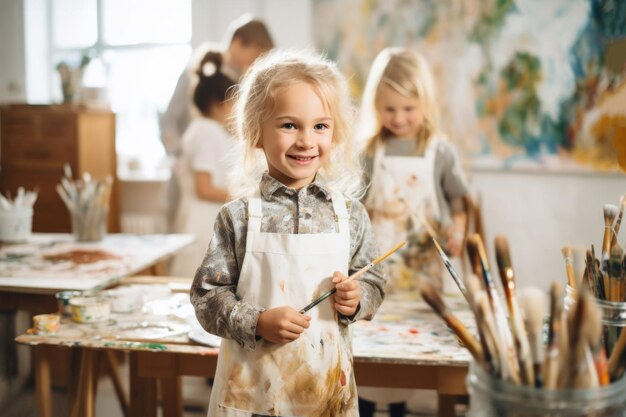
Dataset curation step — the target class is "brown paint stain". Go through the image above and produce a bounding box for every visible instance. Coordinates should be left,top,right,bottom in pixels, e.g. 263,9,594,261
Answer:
279,280,285,292
222,337,357,416
43,249,120,264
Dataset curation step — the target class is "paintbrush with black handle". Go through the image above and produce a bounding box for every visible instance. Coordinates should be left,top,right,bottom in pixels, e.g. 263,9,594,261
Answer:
300,241,405,313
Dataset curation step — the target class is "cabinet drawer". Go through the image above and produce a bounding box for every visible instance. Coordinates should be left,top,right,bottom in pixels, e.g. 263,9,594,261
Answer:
1,109,77,169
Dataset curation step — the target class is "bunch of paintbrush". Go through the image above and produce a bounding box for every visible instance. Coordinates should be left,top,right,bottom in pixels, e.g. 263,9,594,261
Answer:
580,197,626,302
0,187,38,211
56,164,113,240
424,233,614,390
574,194,626,379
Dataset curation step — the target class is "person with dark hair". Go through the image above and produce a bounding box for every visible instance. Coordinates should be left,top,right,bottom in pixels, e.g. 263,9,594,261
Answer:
160,14,274,156
169,50,237,277
160,15,274,230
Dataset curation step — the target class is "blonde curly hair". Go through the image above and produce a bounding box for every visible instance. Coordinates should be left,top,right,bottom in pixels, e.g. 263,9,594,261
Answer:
228,49,363,198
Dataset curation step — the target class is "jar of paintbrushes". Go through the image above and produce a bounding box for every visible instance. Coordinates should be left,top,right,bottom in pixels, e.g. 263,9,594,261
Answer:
0,187,38,243
564,196,626,380
467,358,626,417
56,164,112,242
422,233,626,417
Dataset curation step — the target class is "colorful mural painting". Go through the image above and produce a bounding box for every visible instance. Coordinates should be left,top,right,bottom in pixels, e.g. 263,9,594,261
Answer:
313,0,626,171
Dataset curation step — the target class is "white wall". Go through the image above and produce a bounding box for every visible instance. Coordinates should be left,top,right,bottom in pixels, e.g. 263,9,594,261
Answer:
0,0,26,103
469,168,625,292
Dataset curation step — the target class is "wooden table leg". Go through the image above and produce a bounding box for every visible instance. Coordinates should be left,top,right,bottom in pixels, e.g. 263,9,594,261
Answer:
160,376,183,417
437,394,457,417
129,352,157,417
104,350,129,417
70,349,97,417
33,346,52,417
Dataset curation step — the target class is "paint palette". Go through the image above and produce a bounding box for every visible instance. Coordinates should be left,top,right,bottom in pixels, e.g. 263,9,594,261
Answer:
187,329,221,347
114,321,187,340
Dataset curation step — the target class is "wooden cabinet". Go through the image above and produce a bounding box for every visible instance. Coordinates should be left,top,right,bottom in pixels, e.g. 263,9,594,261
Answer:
0,104,120,233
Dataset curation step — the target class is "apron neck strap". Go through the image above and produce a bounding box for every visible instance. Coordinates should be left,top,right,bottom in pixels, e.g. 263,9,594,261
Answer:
247,193,263,232
330,191,350,234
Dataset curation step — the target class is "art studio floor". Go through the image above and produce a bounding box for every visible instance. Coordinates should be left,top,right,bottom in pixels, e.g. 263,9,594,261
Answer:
1,358,450,417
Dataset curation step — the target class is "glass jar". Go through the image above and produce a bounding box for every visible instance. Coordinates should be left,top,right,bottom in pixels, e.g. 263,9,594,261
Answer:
565,285,626,357
466,361,626,417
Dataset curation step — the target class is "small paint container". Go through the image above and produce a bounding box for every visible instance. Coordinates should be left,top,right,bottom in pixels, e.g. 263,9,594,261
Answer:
33,314,60,334
69,296,111,323
105,287,143,313
55,290,82,316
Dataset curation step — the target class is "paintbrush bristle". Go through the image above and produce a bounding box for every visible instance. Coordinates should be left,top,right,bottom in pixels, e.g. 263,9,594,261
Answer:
561,246,572,260
494,235,514,310
420,281,447,317
494,235,512,271
604,204,619,225
420,281,484,363
518,287,548,385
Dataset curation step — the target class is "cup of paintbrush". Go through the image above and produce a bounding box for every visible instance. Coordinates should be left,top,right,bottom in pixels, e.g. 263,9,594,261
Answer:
495,235,534,387
299,241,405,313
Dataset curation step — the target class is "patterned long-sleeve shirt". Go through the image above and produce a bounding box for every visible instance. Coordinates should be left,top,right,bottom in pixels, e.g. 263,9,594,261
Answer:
190,173,386,351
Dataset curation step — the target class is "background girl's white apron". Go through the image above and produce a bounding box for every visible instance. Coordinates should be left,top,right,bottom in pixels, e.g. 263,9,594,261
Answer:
366,138,443,292
170,119,233,277
207,191,358,417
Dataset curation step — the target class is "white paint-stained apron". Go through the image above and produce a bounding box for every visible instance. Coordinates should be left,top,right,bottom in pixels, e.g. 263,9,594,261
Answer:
366,138,442,291
207,191,358,417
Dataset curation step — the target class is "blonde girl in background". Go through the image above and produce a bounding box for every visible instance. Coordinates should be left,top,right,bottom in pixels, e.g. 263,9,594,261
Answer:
190,49,386,416
169,51,236,277
360,46,469,296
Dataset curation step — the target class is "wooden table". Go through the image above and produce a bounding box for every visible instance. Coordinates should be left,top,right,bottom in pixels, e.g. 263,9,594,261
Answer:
1,234,194,417
0,233,194,295
16,290,472,417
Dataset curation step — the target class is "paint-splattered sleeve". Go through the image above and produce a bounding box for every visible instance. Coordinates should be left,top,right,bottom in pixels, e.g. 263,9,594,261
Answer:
341,198,386,324
190,201,264,352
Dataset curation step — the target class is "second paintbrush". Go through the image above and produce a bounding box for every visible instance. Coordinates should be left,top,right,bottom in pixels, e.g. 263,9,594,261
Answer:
300,241,406,313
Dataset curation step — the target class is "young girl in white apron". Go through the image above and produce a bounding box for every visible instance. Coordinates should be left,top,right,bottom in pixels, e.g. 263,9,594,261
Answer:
190,50,386,416
170,50,236,277
356,47,469,416
359,47,469,295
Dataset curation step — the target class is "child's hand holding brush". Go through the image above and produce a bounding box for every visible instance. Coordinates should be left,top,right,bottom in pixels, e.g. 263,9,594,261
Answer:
332,271,362,316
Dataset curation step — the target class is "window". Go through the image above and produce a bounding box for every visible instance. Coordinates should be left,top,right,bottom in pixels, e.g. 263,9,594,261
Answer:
28,0,192,176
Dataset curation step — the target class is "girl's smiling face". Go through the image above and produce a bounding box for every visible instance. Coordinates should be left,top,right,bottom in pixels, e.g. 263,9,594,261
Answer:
376,84,423,139
260,82,334,190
